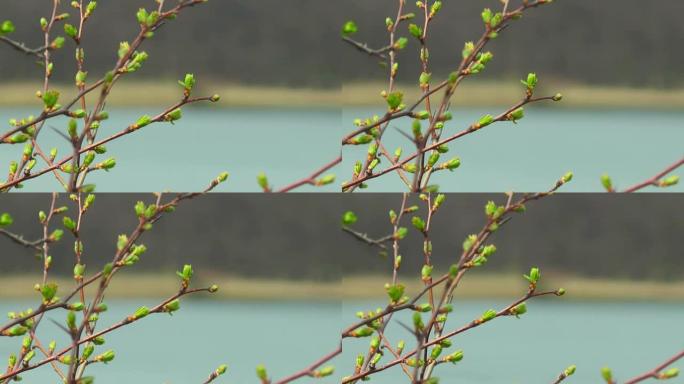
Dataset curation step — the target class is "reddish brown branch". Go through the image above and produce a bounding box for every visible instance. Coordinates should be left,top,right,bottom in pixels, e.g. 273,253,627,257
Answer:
275,155,341,193
624,350,684,384
621,157,683,193
274,344,342,384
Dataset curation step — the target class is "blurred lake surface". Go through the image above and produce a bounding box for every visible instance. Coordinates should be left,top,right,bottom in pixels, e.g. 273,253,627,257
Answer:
0,106,682,192
0,299,681,383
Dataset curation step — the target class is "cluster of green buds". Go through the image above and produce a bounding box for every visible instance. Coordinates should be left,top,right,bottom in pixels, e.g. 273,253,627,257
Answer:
384,91,404,112
385,283,407,305
134,201,159,220
40,90,60,111
481,8,504,36
39,282,59,305
136,8,160,29
122,244,147,266
125,51,149,73
469,51,493,74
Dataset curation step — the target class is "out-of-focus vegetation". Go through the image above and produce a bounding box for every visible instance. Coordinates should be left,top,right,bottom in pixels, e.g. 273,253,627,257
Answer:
1,194,682,282
1,0,683,89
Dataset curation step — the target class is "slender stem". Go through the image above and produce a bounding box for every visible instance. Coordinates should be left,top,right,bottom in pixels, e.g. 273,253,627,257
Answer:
621,157,683,193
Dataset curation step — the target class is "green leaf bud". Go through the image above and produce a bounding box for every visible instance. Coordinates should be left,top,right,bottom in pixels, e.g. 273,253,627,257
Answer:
477,114,494,128
64,23,78,39
98,158,116,171
660,175,679,187
341,21,358,36
385,283,405,303
403,163,417,173
444,350,464,363
177,264,193,282
342,211,357,226
42,90,60,110
394,227,408,240
419,72,432,86
522,72,538,90
511,302,527,317
601,367,614,382
40,283,58,303
411,216,426,232
524,267,541,284
63,216,76,231
129,306,149,321
136,8,148,25
2,325,28,337
386,91,404,110
314,365,334,378
508,107,524,121
257,172,269,191
256,364,268,381
68,302,85,311
134,115,152,129
66,311,77,329
480,309,497,322
564,365,577,377
216,171,229,184
430,345,443,360
600,174,613,191
408,23,422,39
180,73,195,92
0,213,13,227
412,312,424,330
317,174,336,186
350,327,374,338
0,20,15,35
561,171,573,184
163,299,180,313
165,108,182,122
442,157,461,171
394,37,408,50
96,350,115,363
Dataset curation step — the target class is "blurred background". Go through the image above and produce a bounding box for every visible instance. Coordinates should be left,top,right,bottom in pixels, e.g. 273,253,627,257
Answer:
0,0,682,191
1,193,683,382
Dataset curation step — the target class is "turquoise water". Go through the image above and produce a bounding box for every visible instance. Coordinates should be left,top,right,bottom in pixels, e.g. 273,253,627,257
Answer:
1,106,682,192
1,299,681,383
0,299,341,383
343,107,684,192
0,107,340,192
